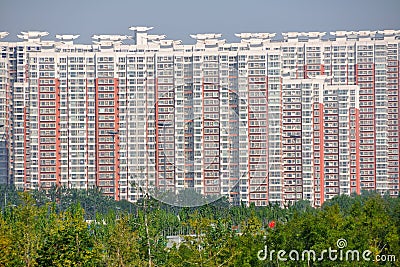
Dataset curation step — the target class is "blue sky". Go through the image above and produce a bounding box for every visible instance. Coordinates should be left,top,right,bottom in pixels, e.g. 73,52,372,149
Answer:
1,0,399,44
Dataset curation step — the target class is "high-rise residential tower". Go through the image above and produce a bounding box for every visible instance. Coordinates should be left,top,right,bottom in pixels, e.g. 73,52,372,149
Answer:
0,28,398,206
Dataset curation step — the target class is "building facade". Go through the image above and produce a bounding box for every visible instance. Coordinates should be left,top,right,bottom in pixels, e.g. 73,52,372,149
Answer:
0,28,398,206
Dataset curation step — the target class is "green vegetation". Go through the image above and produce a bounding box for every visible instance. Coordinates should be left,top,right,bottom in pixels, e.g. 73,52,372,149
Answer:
0,186,399,266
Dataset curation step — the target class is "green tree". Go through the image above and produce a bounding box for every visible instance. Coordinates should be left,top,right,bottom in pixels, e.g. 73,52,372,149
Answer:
4,192,46,267
0,215,14,266
166,214,240,267
93,214,145,266
36,204,101,266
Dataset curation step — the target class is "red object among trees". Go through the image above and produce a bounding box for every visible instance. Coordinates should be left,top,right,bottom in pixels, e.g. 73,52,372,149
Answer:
268,220,276,229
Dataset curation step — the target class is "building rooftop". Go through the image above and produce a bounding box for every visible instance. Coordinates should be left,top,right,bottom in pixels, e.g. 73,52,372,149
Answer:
0,27,398,52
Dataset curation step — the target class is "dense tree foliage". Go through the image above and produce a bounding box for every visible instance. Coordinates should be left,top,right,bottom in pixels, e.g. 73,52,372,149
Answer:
0,186,399,266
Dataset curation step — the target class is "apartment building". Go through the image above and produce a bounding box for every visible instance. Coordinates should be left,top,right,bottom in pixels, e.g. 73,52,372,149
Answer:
0,28,398,206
